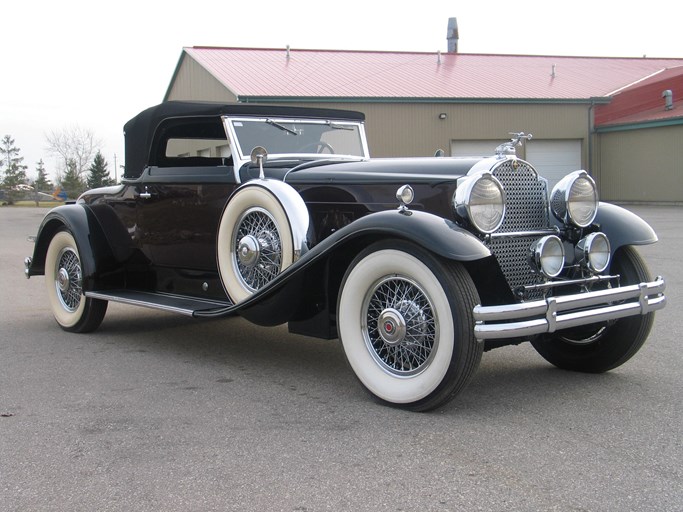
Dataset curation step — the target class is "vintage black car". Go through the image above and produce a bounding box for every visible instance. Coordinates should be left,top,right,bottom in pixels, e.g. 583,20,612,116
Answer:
25,101,666,411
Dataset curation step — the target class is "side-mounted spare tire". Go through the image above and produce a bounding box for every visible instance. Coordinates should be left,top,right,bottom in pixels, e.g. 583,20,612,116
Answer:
217,180,310,303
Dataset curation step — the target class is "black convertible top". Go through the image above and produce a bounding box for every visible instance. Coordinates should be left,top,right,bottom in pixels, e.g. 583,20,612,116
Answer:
123,101,365,179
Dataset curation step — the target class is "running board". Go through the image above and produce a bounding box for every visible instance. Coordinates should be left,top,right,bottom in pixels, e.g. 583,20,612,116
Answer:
85,290,233,316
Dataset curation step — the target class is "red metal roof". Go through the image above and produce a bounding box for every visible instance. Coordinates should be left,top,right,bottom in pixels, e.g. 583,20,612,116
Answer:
183,47,683,101
594,66,683,127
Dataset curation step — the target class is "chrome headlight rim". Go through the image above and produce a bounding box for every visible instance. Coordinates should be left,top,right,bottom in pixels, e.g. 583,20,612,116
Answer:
453,172,506,234
530,235,565,278
576,232,611,273
551,170,599,228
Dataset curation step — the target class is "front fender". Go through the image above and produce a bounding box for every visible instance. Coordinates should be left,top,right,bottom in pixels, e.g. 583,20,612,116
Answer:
594,202,658,252
196,209,489,325
27,204,115,291
326,209,491,262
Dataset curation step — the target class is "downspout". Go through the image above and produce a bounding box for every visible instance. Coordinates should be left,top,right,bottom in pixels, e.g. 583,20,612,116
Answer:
588,98,596,190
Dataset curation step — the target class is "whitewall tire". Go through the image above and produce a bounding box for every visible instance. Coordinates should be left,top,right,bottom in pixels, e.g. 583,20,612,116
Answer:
217,184,296,303
338,241,482,411
44,230,107,333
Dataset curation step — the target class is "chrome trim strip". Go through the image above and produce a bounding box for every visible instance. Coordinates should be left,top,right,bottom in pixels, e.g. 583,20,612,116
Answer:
521,274,617,292
473,277,666,340
488,228,559,239
85,291,232,316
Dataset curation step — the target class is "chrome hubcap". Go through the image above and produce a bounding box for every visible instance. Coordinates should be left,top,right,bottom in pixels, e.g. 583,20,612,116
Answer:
57,267,70,292
234,208,282,291
238,235,260,268
377,308,406,346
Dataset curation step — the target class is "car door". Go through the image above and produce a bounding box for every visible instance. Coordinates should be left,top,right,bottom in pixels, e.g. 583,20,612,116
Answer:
136,164,237,272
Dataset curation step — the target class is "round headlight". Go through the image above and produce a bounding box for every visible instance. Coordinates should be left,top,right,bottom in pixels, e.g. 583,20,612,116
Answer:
454,173,506,234
530,235,565,278
551,171,598,228
576,232,610,273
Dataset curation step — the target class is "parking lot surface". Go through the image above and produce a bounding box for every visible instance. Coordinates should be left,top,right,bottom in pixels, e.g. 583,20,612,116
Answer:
1,205,681,511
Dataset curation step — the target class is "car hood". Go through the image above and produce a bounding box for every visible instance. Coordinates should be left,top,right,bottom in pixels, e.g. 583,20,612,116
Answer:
281,156,486,184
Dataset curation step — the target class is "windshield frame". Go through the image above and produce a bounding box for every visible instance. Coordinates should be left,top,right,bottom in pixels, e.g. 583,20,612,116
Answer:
223,116,369,170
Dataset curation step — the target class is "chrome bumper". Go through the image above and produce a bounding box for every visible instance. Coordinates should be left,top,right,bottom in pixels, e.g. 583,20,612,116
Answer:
473,277,666,340
24,256,32,278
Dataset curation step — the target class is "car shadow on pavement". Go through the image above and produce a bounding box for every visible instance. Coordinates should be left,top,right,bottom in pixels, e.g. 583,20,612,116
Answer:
66,303,644,416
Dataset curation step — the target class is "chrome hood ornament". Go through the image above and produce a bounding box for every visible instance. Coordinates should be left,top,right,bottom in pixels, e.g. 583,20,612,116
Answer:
495,132,533,158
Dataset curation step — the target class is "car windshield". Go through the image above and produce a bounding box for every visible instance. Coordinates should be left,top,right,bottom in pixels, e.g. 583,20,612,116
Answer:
226,117,367,160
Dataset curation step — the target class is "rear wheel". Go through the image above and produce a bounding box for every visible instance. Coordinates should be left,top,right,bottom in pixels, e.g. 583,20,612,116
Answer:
337,240,482,411
44,230,107,333
531,246,654,373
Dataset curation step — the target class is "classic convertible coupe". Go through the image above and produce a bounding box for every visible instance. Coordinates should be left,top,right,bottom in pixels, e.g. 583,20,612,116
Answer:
25,101,666,410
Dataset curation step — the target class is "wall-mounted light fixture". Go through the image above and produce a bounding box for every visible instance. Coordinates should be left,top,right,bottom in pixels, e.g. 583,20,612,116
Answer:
439,113,447,120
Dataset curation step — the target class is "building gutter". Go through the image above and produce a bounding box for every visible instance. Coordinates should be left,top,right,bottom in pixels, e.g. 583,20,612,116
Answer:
238,96,612,105
595,117,683,133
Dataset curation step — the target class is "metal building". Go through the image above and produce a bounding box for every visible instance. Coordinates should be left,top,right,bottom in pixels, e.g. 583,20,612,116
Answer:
164,46,683,202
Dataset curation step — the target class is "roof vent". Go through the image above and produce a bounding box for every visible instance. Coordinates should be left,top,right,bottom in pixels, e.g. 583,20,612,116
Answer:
447,18,459,53
662,89,673,110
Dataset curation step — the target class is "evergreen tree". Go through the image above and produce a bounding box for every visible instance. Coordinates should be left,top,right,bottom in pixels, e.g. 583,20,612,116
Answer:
1,135,29,205
32,159,53,206
59,159,86,199
86,151,114,189
34,159,53,191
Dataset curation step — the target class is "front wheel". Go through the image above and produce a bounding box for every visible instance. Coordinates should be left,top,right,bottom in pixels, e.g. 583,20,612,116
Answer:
531,246,655,373
44,230,107,333
337,241,482,411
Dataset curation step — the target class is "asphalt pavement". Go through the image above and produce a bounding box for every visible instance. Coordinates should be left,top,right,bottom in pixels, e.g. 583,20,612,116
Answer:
1,205,681,512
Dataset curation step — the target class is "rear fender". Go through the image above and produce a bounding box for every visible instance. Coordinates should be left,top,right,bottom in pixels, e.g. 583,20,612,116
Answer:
27,204,115,291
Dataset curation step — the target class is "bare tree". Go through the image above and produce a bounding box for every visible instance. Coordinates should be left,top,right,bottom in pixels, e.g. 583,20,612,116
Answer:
45,126,102,181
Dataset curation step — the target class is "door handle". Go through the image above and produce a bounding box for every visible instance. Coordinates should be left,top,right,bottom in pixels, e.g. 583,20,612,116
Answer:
138,187,152,199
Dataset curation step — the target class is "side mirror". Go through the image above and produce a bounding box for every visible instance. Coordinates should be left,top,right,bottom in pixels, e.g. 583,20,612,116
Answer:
250,146,268,179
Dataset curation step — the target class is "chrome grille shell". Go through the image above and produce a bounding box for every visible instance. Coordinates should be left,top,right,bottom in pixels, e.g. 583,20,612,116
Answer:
486,159,551,299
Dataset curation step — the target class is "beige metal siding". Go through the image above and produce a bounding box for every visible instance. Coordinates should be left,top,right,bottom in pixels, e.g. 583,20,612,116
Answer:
598,126,683,202
267,102,590,164
166,57,238,102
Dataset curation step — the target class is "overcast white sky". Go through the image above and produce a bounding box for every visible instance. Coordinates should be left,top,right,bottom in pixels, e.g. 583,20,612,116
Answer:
1,0,680,181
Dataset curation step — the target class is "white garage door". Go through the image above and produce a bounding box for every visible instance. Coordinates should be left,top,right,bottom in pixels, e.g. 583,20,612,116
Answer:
526,140,582,190
451,139,582,191
450,140,501,158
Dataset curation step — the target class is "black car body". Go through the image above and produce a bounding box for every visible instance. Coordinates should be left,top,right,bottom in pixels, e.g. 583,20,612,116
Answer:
25,101,666,410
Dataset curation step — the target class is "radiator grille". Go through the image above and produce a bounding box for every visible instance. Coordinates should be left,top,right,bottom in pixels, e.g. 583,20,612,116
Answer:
488,160,550,299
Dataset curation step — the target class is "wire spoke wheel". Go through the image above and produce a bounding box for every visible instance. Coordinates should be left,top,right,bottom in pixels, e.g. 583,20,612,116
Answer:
338,241,482,411
363,276,437,376
234,207,283,292
45,230,107,333
55,246,83,312
217,183,307,304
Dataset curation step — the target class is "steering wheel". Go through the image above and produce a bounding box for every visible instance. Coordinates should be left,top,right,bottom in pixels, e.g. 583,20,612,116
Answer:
300,141,335,154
